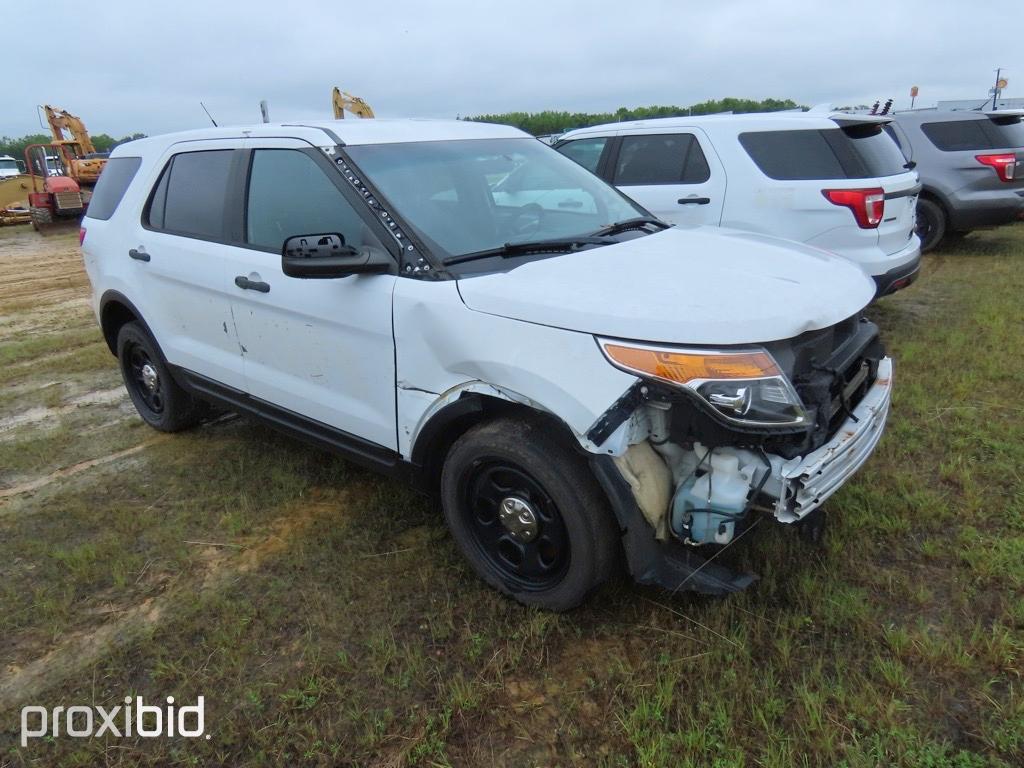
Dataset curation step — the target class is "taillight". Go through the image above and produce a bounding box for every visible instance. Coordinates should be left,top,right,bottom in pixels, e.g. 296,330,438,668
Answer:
975,153,1017,182
79,227,87,245
822,187,885,229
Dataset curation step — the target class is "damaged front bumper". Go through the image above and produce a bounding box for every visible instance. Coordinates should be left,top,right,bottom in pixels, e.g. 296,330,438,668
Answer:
775,356,893,523
590,356,894,596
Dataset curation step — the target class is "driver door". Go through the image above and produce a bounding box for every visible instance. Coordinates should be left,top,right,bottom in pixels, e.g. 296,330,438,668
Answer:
223,139,400,450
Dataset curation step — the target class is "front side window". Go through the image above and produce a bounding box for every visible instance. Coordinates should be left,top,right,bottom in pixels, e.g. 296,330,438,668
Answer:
245,149,385,253
613,134,711,185
345,138,643,259
147,150,234,239
557,137,608,173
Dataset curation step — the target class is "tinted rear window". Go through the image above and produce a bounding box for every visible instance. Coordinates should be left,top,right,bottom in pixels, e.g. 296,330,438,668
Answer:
613,134,710,185
86,157,141,220
921,117,1024,151
146,150,234,239
740,125,907,180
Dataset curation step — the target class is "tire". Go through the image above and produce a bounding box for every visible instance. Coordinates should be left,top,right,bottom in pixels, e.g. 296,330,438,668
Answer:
440,417,620,611
116,321,202,432
915,198,946,253
30,206,52,231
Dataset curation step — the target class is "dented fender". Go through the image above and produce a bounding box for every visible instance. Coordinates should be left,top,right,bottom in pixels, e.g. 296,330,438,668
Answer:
392,279,637,459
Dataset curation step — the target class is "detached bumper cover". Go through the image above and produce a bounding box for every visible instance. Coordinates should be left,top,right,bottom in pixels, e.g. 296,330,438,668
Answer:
776,356,893,522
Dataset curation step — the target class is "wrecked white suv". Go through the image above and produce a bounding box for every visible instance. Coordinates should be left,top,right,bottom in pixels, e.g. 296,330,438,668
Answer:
81,119,893,610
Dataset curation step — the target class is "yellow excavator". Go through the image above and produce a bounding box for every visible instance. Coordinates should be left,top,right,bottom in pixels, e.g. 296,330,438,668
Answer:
42,104,107,186
331,87,374,119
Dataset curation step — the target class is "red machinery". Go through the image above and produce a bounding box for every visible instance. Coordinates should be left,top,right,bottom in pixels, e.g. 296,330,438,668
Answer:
24,143,87,233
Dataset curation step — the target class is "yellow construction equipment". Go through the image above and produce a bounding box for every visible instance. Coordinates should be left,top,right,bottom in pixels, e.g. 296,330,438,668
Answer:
331,87,375,119
41,104,107,186
0,176,34,226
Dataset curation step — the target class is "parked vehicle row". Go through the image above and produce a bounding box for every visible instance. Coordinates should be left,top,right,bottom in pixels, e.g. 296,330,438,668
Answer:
552,108,1024,264
554,111,922,296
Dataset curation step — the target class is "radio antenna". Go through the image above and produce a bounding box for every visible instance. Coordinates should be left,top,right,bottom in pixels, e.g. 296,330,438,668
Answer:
200,102,218,127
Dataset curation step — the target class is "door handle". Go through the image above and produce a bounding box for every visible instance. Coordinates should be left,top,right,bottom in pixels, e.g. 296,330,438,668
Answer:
678,197,711,205
128,248,151,262
234,275,270,293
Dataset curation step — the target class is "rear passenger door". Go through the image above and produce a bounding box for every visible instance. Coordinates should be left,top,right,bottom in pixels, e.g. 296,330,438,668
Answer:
608,130,726,226
225,139,400,451
133,141,248,391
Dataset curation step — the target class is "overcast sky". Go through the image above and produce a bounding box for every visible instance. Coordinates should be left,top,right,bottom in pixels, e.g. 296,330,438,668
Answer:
2,0,1020,139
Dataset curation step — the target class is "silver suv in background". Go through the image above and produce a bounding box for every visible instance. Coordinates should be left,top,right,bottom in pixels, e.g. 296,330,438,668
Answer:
887,110,1024,251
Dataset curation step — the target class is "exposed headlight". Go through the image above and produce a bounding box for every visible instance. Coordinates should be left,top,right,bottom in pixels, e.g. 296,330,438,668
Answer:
599,341,807,427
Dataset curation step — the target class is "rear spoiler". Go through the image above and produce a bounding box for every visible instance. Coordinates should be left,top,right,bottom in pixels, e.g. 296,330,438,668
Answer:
831,115,892,127
983,109,1024,125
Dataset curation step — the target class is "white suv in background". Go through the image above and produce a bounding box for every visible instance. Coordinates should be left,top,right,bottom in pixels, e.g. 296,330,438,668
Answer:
81,119,893,610
554,112,922,297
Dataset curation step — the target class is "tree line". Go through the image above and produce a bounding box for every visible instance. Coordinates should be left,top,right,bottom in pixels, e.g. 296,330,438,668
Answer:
467,97,803,136
0,133,146,163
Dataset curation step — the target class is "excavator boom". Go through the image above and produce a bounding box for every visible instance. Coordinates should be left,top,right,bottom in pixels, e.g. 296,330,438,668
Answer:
43,105,97,154
331,87,375,120
39,104,107,188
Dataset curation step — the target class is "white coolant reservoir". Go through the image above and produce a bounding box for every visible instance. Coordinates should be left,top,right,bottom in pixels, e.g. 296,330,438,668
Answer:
671,445,756,545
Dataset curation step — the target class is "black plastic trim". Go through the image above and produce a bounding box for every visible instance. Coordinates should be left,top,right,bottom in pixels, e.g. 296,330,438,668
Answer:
98,291,158,355
170,366,411,478
873,253,921,297
884,184,923,200
589,455,757,595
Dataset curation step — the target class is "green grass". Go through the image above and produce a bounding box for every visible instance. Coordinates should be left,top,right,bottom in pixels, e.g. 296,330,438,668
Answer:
0,225,1022,766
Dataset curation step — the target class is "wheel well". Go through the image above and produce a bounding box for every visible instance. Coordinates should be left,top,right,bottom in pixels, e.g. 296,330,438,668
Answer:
99,299,138,355
411,394,584,495
918,189,949,218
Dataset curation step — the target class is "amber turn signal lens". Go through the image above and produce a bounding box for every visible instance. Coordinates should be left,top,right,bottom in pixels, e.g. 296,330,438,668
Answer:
602,344,781,385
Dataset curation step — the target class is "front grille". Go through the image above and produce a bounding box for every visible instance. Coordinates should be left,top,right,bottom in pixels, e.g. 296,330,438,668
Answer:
54,191,83,211
768,316,885,452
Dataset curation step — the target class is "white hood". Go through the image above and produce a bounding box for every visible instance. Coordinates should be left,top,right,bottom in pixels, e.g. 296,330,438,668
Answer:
456,226,875,345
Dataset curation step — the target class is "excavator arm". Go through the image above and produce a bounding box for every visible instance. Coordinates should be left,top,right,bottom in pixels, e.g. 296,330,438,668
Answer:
43,105,97,154
39,104,106,187
331,87,375,119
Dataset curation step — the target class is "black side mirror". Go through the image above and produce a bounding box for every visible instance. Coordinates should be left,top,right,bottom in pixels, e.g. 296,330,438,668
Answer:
903,160,917,170
281,233,391,278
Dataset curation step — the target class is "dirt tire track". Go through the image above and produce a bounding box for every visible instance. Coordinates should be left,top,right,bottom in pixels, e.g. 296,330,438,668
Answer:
0,440,164,503
0,498,341,712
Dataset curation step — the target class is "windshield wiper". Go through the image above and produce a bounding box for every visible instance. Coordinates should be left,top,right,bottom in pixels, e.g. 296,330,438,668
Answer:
591,216,669,237
444,236,616,266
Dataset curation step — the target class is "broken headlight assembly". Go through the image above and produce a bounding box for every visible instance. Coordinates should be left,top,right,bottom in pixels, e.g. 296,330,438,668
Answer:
599,341,808,428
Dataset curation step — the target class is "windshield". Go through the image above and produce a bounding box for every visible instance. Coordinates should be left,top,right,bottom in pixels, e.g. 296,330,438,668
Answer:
0,159,17,171
344,138,645,259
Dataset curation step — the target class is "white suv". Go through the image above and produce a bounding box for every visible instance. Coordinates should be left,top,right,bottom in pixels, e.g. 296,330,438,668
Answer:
81,119,893,610
554,112,922,297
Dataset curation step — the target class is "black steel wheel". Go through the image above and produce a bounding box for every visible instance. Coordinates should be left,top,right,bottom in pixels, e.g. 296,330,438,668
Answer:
915,197,946,253
459,460,571,591
116,321,202,432
125,342,165,416
441,417,620,611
